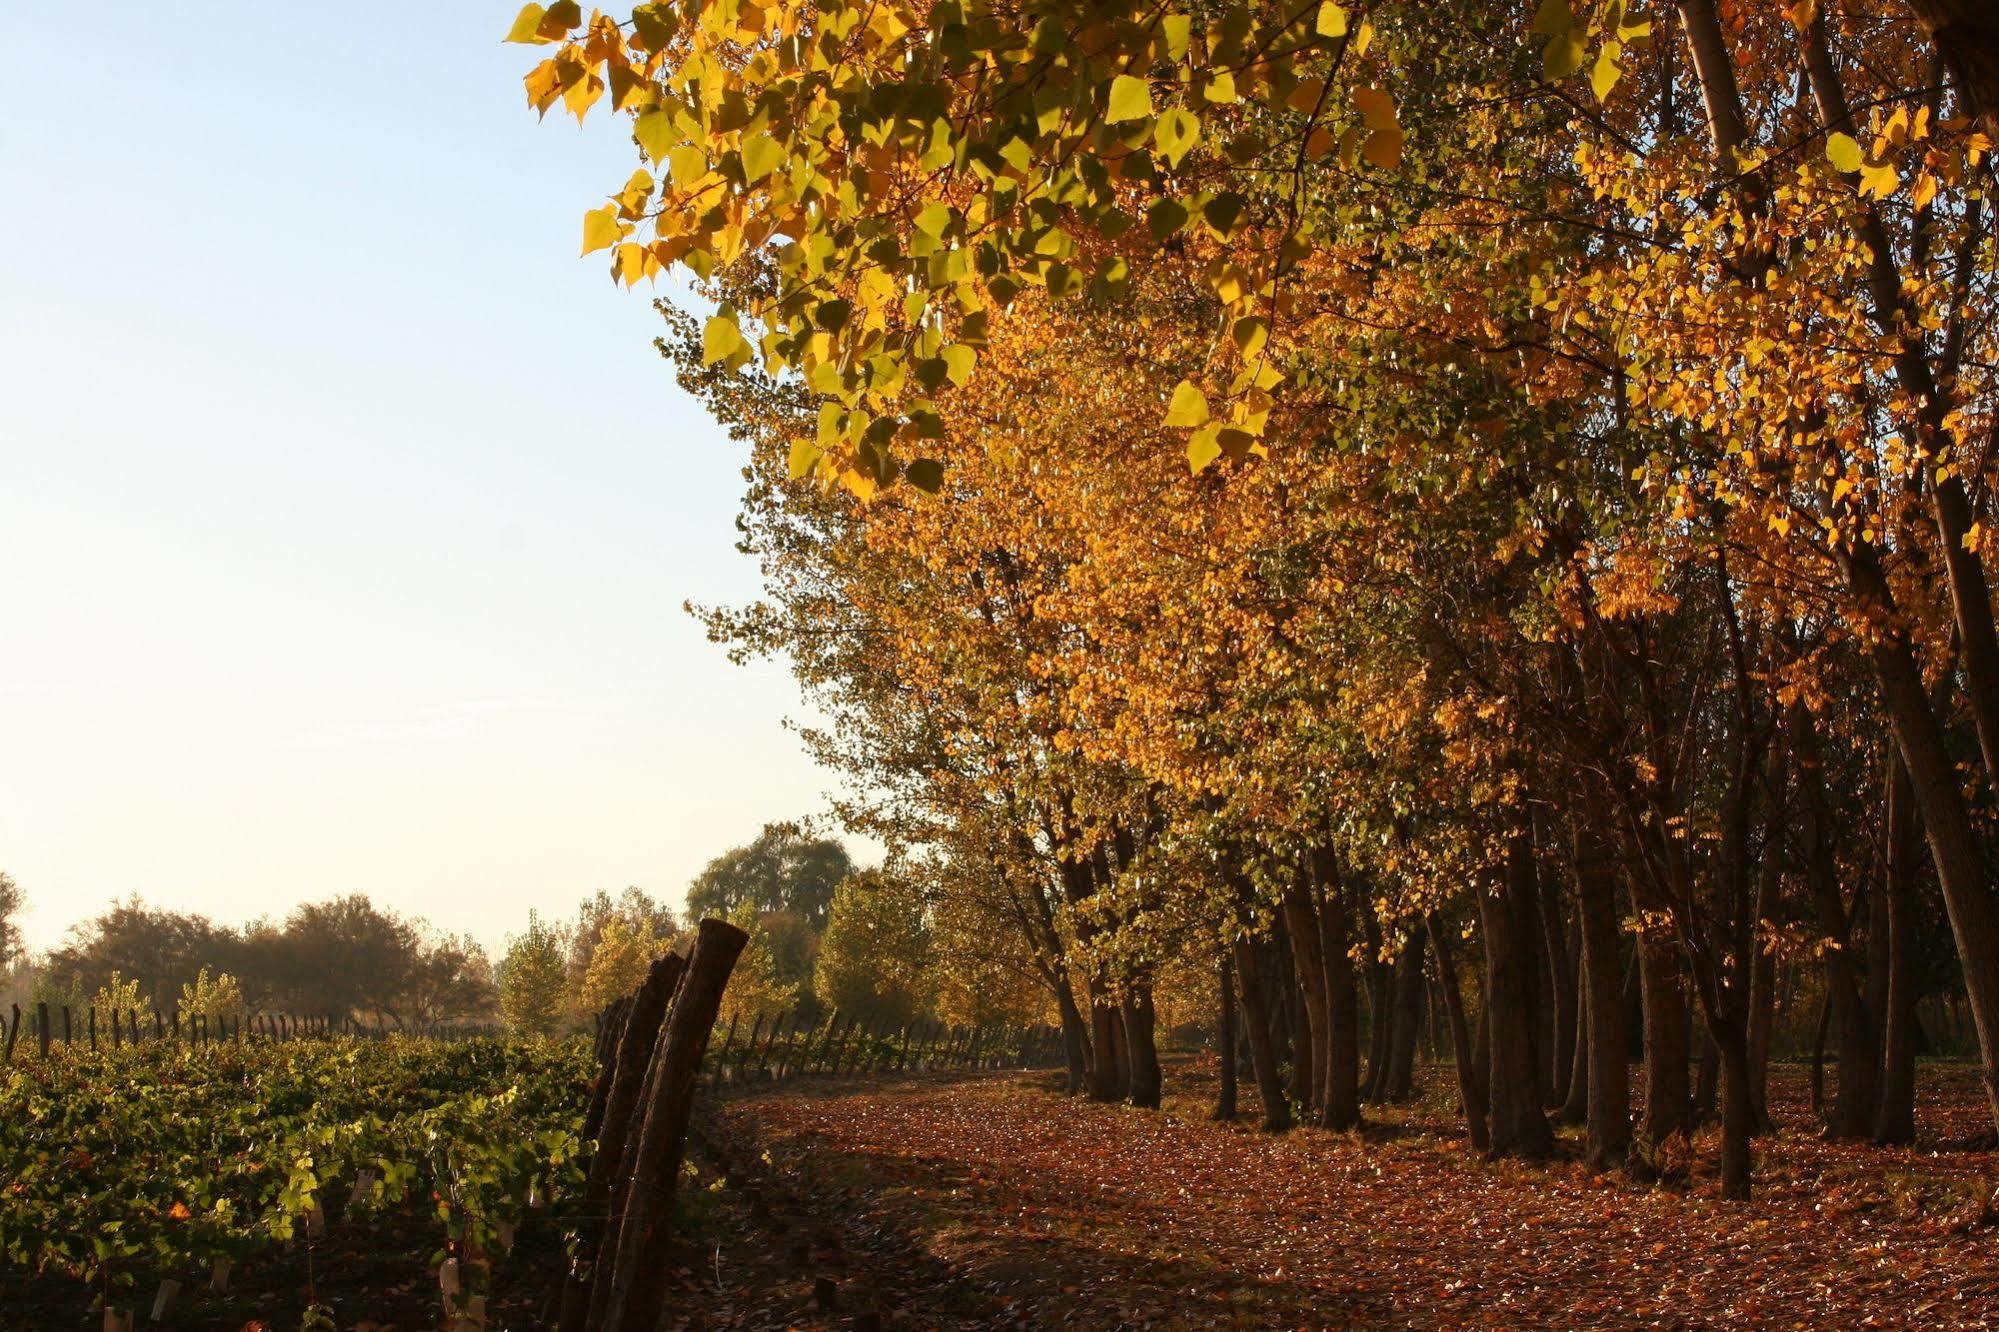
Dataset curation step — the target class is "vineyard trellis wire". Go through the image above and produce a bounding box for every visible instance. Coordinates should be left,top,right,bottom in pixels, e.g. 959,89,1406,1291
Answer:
0,999,500,1065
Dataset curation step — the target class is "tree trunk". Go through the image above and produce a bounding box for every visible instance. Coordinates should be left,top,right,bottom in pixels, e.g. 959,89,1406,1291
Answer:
597,920,749,1332
1558,936,1591,1126
1637,922,1691,1169
1055,978,1092,1096
1876,754,1922,1144
1903,0,1999,138
1427,912,1489,1153
1359,906,1393,1102
1121,985,1163,1109
1746,745,1787,1128
1534,847,1572,1108
1281,872,1330,1117
1717,1012,1757,1201
1384,929,1428,1101
1085,988,1127,1103
1214,953,1239,1121
1231,935,1292,1131
1480,820,1553,1158
1794,701,1879,1138
1314,852,1362,1131
1693,1029,1720,1126
1576,842,1630,1169
1848,554,1999,1131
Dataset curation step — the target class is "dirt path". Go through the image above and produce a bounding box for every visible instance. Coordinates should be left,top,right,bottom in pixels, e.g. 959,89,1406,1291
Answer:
704,1060,1999,1330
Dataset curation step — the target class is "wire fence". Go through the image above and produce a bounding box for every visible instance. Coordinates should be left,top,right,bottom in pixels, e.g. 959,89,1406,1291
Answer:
0,1000,497,1063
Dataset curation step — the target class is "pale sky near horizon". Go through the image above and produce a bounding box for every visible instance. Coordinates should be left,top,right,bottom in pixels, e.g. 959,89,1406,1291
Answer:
0,3,861,959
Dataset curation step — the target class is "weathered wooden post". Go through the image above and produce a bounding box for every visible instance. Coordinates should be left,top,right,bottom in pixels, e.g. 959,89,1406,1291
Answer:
37,1002,50,1060
596,919,748,1332
556,955,685,1332
580,997,632,1151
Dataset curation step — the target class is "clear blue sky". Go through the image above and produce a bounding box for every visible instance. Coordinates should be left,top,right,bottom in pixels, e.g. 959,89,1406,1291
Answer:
0,2,854,958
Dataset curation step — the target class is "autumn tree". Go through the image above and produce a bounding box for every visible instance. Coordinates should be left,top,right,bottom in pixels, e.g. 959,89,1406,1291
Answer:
498,911,570,1036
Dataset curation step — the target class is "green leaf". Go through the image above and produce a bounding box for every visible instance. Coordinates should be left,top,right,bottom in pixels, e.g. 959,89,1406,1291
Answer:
1232,315,1268,359
1203,192,1246,236
904,458,945,493
1316,3,1348,38
703,313,744,364
504,4,548,43
1165,379,1211,428
630,4,678,48
1531,0,1573,36
1825,131,1864,174
1106,74,1154,124
740,132,783,184
1147,197,1190,240
1543,29,1587,80
915,202,954,236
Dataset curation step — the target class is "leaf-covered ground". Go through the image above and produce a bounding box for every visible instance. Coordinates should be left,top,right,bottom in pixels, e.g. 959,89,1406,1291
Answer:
691,1058,1999,1330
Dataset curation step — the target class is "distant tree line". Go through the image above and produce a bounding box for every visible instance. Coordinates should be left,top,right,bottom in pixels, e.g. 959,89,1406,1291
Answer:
11,892,495,1031
0,819,1054,1041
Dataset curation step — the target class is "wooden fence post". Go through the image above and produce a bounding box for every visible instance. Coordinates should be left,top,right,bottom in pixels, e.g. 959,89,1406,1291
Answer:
756,1010,788,1079
4,1005,19,1062
557,956,684,1332
62,1006,72,1046
37,1002,50,1060
581,997,632,1150
88,1007,97,1052
596,919,748,1332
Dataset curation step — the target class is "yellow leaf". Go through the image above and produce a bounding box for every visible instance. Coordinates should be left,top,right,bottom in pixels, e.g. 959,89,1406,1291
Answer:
1590,43,1622,102
1187,425,1223,473
634,109,675,163
703,313,744,363
1316,3,1348,38
1107,75,1154,124
1858,159,1900,199
787,437,821,480
615,242,648,286
524,59,562,115
1824,132,1863,174
580,204,624,256
740,131,783,183
1165,379,1211,428
538,0,581,39
1353,86,1397,131
1362,126,1403,169
505,4,549,44
668,144,708,188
